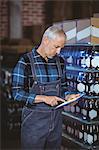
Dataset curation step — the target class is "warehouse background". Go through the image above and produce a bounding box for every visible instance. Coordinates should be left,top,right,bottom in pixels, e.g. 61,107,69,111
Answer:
0,0,99,47
0,0,99,150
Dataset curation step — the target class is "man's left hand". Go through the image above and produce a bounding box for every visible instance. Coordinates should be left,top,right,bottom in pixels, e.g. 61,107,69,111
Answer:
65,94,80,105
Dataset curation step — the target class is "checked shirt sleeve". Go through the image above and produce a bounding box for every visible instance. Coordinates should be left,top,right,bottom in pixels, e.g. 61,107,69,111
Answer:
11,56,36,105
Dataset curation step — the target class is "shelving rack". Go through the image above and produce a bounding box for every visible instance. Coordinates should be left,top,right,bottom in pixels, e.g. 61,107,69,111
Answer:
61,44,99,150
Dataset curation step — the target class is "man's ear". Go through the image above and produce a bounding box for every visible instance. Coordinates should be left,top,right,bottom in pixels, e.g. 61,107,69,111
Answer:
43,36,49,45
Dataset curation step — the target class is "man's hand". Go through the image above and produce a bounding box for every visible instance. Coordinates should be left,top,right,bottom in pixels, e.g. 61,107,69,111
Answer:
35,94,80,106
65,94,80,101
43,96,65,106
65,93,80,106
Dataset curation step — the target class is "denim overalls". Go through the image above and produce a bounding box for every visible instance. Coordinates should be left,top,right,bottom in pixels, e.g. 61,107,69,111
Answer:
21,52,63,150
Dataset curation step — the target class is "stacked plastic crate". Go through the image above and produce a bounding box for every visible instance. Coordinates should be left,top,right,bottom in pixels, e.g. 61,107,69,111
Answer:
60,44,99,149
1,68,24,138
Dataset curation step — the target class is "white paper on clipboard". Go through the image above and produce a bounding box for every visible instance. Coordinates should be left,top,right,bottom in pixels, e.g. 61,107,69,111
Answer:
55,93,85,109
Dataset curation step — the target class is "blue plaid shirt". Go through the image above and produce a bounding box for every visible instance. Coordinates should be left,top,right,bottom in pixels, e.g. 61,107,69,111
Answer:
12,47,66,105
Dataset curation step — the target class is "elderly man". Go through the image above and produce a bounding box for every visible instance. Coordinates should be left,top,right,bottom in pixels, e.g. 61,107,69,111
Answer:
12,26,79,149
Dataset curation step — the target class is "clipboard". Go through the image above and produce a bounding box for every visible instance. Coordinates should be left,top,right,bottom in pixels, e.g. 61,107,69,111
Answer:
55,93,85,109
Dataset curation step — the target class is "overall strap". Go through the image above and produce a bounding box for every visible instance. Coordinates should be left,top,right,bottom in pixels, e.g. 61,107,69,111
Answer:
27,52,38,82
55,56,62,78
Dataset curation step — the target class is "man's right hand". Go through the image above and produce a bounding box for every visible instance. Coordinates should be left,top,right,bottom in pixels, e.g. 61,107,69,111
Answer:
43,96,65,106
35,95,65,106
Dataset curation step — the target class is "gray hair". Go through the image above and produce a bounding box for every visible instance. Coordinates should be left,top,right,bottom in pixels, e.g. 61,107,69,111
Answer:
43,26,66,40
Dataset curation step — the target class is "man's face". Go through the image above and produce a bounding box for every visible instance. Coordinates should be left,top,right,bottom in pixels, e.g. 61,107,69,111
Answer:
45,35,65,59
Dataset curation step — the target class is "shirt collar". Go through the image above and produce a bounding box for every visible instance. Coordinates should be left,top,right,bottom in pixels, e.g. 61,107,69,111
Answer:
32,46,58,62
